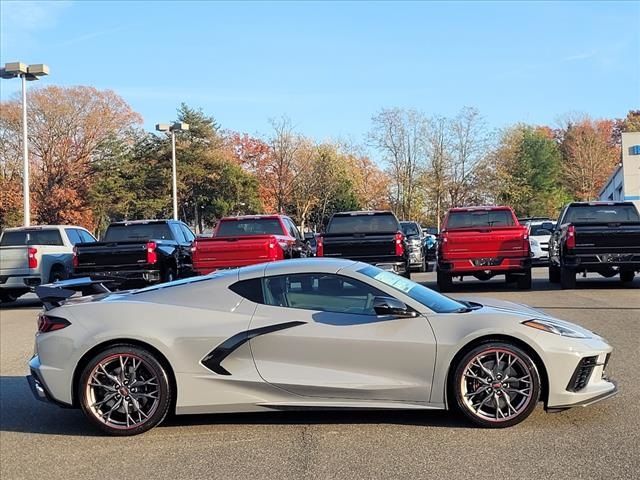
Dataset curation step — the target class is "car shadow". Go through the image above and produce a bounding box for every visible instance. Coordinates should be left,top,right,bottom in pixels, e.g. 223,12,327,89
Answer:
0,375,469,436
0,295,42,310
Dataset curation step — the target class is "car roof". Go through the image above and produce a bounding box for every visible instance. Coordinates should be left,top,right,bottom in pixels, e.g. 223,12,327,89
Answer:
448,206,512,212
1,225,88,232
109,219,176,226
220,215,287,220
262,258,359,276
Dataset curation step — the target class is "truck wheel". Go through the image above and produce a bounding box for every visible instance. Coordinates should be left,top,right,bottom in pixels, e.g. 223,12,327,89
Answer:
560,267,576,289
548,265,560,283
620,271,635,284
516,269,532,290
437,270,453,292
401,268,411,279
48,265,67,283
162,267,176,283
0,291,18,303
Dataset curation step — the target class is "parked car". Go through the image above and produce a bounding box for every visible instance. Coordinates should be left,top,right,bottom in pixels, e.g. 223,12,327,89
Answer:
304,232,319,256
548,201,640,288
437,206,532,291
0,225,96,303
317,211,410,277
192,215,308,274
523,218,556,266
73,219,195,287
400,221,428,272
29,258,617,435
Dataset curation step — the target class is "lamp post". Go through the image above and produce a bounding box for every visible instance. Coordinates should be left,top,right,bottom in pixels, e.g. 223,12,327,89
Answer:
1,62,49,227
155,122,189,220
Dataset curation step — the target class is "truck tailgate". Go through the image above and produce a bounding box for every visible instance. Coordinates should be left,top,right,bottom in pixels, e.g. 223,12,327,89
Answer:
443,227,528,259
322,233,396,259
0,247,29,274
193,235,280,271
75,241,149,269
574,223,640,254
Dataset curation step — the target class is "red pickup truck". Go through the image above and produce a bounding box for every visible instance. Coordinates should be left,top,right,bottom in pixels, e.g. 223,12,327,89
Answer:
192,215,308,274
437,206,531,291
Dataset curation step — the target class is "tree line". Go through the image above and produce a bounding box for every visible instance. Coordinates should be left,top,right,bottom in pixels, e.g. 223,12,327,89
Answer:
1,85,638,234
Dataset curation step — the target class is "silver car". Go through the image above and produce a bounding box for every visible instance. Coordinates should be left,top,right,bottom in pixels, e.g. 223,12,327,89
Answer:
28,258,617,435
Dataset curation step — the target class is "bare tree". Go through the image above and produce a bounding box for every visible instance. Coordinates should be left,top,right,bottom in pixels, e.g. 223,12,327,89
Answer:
266,116,299,213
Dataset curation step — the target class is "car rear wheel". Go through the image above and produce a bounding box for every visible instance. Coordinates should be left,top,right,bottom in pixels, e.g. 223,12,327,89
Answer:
79,345,172,436
48,265,67,283
437,270,453,292
0,291,19,303
516,269,532,290
620,271,635,284
560,266,576,289
548,265,560,283
452,342,541,428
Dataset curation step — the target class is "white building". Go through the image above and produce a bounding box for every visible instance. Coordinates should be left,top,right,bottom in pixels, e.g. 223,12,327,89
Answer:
599,131,640,211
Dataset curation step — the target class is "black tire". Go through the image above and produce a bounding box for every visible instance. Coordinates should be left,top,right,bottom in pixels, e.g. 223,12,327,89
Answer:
162,267,176,283
516,269,532,290
451,342,541,428
505,273,516,283
548,265,560,284
437,270,453,292
79,345,172,436
560,266,576,289
401,267,411,279
48,265,67,283
0,291,19,304
620,271,635,284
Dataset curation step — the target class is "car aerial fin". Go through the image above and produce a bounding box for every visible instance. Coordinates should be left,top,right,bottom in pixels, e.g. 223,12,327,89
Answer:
34,277,113,310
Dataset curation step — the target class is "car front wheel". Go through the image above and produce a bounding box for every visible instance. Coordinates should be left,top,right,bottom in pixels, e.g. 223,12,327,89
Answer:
79,345,172,436
452,342,541,428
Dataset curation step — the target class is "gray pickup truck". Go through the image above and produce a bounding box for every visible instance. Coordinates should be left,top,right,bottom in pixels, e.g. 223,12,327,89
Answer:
0,225,96,303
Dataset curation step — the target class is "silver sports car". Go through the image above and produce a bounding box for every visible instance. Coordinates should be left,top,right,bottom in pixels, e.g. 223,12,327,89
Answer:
28,258,617,435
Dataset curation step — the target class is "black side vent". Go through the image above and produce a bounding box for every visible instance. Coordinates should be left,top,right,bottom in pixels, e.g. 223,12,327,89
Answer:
567,356,598,392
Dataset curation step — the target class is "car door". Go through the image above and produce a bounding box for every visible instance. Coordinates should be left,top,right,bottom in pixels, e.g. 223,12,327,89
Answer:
248,271,437,403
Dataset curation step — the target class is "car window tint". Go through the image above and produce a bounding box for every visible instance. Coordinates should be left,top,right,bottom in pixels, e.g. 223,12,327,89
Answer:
327,213,399,234
217,218,283,236
0,229,64,246
229,278,264,303
181,224,196,242
65,229,82,245
169,222,186,243
447,210,515,229
564,205,640,223
79,230,96,243
400,222,420,237
103,224,173,241
262,274,386,315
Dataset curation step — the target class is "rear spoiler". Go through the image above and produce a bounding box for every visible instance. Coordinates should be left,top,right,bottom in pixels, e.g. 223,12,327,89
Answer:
34,277,113,310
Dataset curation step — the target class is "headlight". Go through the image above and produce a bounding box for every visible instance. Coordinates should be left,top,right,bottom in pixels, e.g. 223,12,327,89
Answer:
530,238,539,247
522,319,590,338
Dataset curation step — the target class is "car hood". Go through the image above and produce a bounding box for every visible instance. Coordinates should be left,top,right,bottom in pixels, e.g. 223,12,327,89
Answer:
459,296,598,338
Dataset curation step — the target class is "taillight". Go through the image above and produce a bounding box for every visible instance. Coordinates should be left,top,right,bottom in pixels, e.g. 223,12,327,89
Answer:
316,236,324,257
566,225,576,249
72,246,79,269
146,241,157,264
395,231,404,256
268,237,278,260
28,247,38,269
37,314,70,333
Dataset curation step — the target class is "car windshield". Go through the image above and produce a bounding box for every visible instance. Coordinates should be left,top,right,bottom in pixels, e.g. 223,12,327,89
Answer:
216,218,283,236
0,229,63,246
357,265,466,313
447,210,515,229
565,205,640,223
400,222,420,237
103,224,173,241
328,213,398,234
530,223,555,236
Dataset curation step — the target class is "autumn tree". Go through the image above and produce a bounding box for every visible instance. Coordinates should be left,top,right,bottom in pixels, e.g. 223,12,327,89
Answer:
266,117,299,214
0,86,142,228
559,116,620,201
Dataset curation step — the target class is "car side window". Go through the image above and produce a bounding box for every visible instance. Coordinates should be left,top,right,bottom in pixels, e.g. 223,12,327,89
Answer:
169,222,186,243
65,228,82,245
180,224,196,243
284,218,300,239
78,230,96,243
263,274,386,315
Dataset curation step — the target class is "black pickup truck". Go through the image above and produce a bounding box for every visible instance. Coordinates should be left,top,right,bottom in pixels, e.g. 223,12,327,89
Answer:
548,202,640,288
73,220,196,287
317,211,410,278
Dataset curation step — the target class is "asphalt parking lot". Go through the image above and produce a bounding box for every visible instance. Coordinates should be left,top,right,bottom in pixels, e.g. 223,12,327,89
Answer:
1,268,639,480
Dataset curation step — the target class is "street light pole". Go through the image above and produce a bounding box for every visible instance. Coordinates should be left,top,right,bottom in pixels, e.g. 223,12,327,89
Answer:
1,62,49,227
171,130,178,220
21,73,30,226
155,122,189,221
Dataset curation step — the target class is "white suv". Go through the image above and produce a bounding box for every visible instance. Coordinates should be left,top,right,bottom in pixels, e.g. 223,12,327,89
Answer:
0,225,96,303
523,219,555,266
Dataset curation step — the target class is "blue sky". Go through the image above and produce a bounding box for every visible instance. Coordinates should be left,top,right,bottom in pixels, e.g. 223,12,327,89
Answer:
1,1,638,142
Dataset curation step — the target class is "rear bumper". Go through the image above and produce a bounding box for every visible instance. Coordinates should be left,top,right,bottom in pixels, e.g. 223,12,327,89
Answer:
438,257,530,273
563,253,640,271
27,356,73,408
73,268,161,285
0,274,41,289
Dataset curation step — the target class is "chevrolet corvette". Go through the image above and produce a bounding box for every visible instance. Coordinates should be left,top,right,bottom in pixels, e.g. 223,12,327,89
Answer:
28,258,617,435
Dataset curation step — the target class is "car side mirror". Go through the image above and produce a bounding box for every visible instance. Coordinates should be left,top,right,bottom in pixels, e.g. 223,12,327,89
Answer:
373,296,418,318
